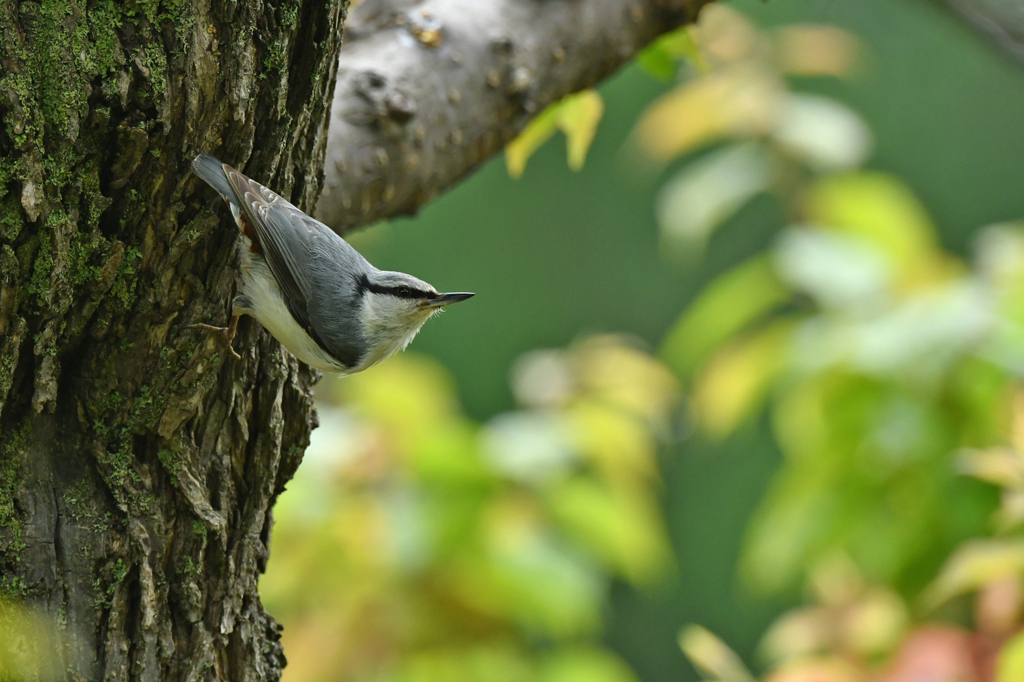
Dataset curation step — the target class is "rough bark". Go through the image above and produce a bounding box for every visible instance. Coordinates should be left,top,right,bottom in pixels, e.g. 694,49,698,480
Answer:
934,0,1024,64
0,1,347,679
316,0,713,231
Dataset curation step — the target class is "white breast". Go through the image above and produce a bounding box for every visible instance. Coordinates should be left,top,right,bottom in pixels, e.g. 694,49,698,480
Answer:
234,245,350,373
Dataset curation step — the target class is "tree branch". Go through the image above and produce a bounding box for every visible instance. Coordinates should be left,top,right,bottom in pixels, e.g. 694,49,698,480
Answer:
933,0,1024,65
315,0,713,231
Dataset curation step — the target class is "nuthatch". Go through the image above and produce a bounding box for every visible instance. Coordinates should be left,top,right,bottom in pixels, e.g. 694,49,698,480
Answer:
190,153,473,374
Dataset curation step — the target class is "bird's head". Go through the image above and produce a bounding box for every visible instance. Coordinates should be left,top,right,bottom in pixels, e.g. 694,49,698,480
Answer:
356,270,473,362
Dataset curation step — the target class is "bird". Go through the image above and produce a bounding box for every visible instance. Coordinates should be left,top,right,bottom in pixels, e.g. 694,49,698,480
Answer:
189,152,474,374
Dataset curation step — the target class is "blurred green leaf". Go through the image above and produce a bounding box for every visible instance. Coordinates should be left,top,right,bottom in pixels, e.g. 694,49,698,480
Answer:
458,502,606,636
978,225,1024,336
678,625,755,682
484,411,575,484
333,354,463,446
744,366,986,595
771,94,872,171
637,27,704,80
539,647,641,682
690,5,760,66
656,143,772,258
268,344,678,681
958,447,1024,494
547,476,671,584
632,69,780,163
395,645,537,682
568,401,658,490
661,254,789,378
922,539,1024,609
637,45,678,81
757,658,861,682
572,335,681,425
790,281,994,381
758,583,907,665
740,466,837,595
804,173,954,287
691,319,796,438
411,422,491,484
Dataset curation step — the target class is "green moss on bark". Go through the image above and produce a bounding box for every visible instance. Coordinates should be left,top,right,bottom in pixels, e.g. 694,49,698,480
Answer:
0,0,347,675
0,422,30,571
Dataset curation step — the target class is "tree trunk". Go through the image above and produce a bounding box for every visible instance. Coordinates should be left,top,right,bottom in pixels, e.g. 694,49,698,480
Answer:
0,1,346,679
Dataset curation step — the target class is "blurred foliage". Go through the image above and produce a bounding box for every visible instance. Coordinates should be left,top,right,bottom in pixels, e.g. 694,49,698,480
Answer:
634,6,870,260
641,5,1024,682
0,596,60,680
650,6,1004,599
262,337,679,682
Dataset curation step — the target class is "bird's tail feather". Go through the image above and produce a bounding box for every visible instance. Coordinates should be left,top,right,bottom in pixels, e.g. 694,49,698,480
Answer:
191,153,236,202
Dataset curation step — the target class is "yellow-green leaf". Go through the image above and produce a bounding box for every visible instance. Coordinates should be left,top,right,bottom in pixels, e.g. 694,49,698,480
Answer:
997,631,1024,682
568,401,658,487
630,73,741,162
637,27,706,80
661,254,790,379
556,90,604,171
921,539,1024,609
958,447,1024,491
505,90,604,178
678,625,754,682
540,647,640,682
804,172,956,287
637,45,678,81
506,105,560,179
739,467,835,595
661,27,704,67
691,319,796,438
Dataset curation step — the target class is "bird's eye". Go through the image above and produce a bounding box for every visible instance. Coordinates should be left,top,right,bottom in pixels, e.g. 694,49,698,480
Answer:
398,286,411,296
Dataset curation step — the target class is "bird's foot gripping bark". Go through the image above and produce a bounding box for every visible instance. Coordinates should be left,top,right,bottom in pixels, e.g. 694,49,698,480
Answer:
188,315,242,360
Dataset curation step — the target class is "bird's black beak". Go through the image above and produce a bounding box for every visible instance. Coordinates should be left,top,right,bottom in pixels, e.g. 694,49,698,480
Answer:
425,292,475,308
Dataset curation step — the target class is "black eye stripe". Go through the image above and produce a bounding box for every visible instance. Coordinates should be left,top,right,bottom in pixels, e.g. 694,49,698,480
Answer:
357,274,436,299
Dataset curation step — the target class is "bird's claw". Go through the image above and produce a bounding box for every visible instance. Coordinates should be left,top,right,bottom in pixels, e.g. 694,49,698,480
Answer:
188,318,242,360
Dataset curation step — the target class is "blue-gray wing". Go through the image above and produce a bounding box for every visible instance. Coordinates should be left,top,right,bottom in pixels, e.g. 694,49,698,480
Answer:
223,169,366,367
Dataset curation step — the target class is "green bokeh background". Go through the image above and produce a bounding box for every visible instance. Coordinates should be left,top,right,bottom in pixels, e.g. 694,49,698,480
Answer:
327,0,1024,678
